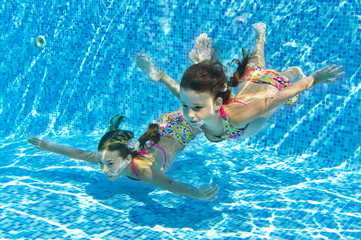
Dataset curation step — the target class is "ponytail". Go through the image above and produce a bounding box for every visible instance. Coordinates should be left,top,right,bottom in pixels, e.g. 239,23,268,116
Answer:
138,123,161,150
98,114,138,158
228,48,250,88
180,48,250,105
108,114,126,131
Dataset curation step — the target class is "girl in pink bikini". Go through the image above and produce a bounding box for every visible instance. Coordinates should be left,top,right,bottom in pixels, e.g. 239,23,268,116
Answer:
28,114,218,201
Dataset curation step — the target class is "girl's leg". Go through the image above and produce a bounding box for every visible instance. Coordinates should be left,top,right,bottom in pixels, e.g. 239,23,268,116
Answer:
235,25,305,137
235,23,267,97
249,22,266,68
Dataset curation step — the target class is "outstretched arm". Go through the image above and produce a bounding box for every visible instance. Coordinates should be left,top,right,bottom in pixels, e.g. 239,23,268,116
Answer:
27,137,98,165
135,34,213,99
229,65,345,128
134,161,218,201
135,53,181,99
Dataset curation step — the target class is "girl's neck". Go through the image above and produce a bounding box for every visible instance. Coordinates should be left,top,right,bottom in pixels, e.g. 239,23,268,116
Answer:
202,110,223,134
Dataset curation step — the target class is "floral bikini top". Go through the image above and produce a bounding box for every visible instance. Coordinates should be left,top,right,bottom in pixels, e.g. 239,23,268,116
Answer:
158,110,196,149
205,100,249,142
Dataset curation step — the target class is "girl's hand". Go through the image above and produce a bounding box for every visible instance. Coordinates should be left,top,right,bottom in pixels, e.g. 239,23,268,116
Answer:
27,137,52,151
311,65,345,87
135,52,163,82
197,184,219,201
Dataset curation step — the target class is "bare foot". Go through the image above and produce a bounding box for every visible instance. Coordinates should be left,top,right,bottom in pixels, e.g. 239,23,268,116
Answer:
188,33,212,64
135,52,163,82
252,22,266,42
27,137,52,151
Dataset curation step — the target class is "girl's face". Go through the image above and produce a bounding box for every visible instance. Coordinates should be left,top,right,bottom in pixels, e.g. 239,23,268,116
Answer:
98,150,131,181
180,88,222,128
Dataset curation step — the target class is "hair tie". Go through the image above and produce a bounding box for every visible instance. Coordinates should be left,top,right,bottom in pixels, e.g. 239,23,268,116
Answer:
220,83,228,92
127,139,140,152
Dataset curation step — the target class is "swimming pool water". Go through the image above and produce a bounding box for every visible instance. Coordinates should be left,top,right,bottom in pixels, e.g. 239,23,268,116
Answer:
1,0,360,239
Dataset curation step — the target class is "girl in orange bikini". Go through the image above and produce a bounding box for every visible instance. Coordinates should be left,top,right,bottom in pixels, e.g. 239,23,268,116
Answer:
136,23,344,142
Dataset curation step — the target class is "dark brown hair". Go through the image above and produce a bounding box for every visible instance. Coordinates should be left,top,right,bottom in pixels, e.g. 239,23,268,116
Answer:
180,48,250,104
229,48,250,88
97,129,137,158
97,123,161,159
137,123,160,150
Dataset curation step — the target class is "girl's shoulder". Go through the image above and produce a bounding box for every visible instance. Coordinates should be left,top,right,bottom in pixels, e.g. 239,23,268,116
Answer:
222,102,249,128
133,151,154,164
223,100,247,113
